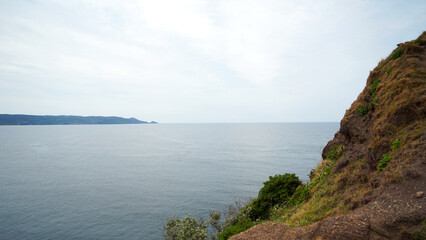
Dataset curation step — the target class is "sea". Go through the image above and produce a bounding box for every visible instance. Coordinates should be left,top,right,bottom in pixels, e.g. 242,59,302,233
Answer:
0,123,339,240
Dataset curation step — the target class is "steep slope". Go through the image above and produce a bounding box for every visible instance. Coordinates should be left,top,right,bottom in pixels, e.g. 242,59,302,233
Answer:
231,32,426,239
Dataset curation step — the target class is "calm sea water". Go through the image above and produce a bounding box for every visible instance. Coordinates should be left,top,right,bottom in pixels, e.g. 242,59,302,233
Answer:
0,123,338,240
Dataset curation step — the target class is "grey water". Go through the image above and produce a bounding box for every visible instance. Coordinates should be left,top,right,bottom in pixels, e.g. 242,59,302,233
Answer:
0,123,338,240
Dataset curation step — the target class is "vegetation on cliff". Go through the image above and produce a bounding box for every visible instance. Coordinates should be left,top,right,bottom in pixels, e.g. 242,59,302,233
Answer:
165,174,301,240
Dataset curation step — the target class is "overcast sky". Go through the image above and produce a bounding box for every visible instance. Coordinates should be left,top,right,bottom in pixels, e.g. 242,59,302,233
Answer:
0,0,424,123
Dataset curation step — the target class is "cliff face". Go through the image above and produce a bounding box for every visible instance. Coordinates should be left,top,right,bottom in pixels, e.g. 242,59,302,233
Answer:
231,32,426,239
324,32,425,176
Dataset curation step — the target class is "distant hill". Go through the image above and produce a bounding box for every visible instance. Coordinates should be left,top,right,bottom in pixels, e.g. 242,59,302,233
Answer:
0,114,157,125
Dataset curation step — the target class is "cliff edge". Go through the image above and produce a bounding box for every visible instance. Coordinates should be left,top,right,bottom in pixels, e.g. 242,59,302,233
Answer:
231,32,426,239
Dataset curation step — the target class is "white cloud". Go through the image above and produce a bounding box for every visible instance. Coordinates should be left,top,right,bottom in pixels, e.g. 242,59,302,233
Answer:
0,0,425,122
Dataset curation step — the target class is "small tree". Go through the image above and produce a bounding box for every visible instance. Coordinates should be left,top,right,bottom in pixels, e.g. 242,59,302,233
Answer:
209,198,254,239
209,211,224,236
249,173,301,220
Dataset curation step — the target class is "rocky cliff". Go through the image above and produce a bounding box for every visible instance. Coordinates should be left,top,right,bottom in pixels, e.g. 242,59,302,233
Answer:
231,32,426,239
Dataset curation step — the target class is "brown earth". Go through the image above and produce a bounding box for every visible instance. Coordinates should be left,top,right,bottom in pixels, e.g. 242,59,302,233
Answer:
230,32,426,240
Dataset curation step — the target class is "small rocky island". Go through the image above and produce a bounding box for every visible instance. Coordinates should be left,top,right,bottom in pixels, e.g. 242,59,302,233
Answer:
0,114,157,125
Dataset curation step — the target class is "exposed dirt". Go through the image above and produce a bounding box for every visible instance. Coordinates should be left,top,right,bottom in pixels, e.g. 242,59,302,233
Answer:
230,32,426,240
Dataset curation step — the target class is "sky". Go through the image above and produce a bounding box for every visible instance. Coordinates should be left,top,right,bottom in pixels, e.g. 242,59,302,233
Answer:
0,0,424,123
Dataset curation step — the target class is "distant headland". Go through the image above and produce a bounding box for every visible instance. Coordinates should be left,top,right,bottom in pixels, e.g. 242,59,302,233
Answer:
0,114,158,125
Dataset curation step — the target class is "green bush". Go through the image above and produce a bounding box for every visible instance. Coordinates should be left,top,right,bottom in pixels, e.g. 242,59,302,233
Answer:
165,216,208,240
377,153,392,171
386,67,392,75
216,218,254,240
358,107,368,116
249,173,301,220
392,49,403,60
391,139,401,150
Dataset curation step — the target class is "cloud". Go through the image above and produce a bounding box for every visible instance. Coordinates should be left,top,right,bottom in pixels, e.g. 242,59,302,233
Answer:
0,0,425,122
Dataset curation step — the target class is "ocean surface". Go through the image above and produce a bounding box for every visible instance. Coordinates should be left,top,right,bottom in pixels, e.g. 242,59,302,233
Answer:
0,123,339,240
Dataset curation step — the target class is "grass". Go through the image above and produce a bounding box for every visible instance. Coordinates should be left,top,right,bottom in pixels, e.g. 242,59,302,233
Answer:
284,195,340,227
280,156,372,226
404,219,426,240
323,145,345,162
392,49,403,60
414,68,425,76
358,106,368,116
370,79,380,97
390,139,401,150
217,219,255,240
267,145,364,227
368,98,379,111
377,153,391,171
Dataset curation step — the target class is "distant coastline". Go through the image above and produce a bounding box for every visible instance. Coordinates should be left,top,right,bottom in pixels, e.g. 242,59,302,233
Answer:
0,114,157,125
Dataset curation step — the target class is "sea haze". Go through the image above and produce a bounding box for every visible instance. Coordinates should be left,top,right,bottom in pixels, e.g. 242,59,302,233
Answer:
0,123,338,239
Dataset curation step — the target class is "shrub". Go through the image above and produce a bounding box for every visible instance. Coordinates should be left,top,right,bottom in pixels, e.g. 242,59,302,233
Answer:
392,49,403,60
358,106,368,116
386,67,392,75
216,219,254,240
370,79,380,97
377,153,392,172
211,199,254,240
209,211,223,236
165,216,208,240
249,173,301,220
223,198,253,227
390,139,401,150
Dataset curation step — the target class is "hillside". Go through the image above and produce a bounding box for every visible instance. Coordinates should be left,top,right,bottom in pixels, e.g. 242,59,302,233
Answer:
230,32,426,239
0,114,156,125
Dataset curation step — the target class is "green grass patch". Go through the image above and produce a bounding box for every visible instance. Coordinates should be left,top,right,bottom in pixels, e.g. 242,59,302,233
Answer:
390,139,401,150
358,106,368,116
284,185,341,227
392,49,403,60
377,153,392,171
370,79,380,97
288,185,310,205
324,145,345,162
386,67,392,75
217,219,255,240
